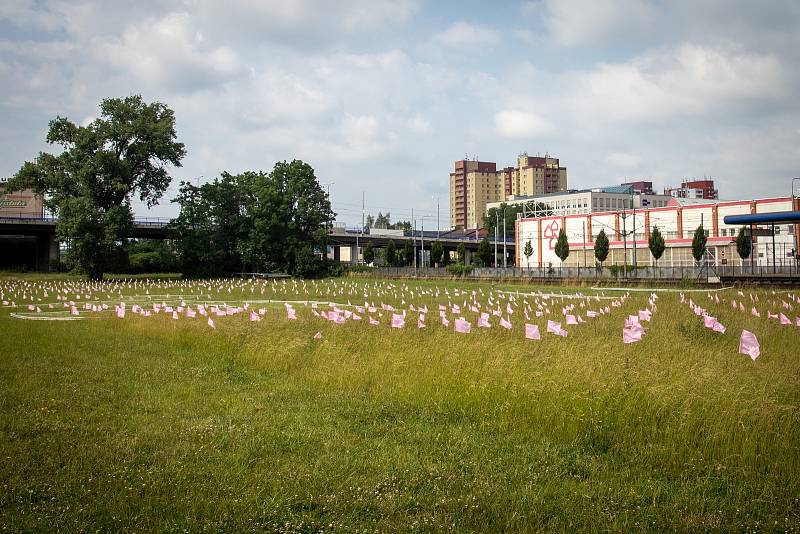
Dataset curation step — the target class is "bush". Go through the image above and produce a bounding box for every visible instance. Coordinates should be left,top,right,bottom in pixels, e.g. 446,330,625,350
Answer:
446,263,474,277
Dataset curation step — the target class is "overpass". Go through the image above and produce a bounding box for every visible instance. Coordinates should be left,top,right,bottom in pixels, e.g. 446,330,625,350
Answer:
327,225,516,265
0,216,170,270
0,216,516,271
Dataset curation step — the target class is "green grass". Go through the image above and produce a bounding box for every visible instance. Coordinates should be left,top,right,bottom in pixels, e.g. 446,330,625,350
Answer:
1,277,799,531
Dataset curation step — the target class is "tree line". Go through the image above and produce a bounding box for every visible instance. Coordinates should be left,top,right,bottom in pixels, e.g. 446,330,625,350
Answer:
5,95,337,279
522,224,752,268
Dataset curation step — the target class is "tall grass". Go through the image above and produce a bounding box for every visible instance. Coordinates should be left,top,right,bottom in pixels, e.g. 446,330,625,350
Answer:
1,277,799,531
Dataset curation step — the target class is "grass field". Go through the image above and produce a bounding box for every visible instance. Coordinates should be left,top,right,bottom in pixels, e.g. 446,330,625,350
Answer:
1,276,799,532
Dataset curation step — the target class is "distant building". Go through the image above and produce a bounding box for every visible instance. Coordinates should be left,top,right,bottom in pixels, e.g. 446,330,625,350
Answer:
450,153,566,229
621,180,654,195
515,195,798,269
664,179,718,200
487,187,673,219
0,179,43,218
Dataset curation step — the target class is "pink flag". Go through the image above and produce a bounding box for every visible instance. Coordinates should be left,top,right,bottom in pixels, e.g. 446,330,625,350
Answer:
287,308,297,320
638,310,652,322
249,310,261,321
391,313,405,328
623,323,643,344
417,314,426,329
565,314,578,325
779,313,791,325
313,331,322,339
441,316,450,327
172,311,179,320
738,330,760,360
751,307,760,317
368,316,379,325
116,306,125,319
477,313,491,328
454,318,471,334
703,315,717,329
499,317,512,330
524,323,540,340
207,317,216,329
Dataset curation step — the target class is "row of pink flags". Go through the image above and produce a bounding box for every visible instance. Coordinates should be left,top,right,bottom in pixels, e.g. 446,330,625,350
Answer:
682,296,760,360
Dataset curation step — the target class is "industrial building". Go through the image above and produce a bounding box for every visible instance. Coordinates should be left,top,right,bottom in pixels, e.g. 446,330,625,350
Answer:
515,196,800,269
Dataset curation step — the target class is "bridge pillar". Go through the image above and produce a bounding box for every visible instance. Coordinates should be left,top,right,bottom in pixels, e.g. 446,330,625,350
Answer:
350,245,359,264
36,232,58,271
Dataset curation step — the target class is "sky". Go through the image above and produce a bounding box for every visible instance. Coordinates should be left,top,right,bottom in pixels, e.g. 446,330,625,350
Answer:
2,0,800,229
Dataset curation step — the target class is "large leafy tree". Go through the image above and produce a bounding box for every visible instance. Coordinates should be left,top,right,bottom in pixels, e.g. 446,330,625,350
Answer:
736,227,751,261
594,229,609,265
169,174,249,277
237,162,333,276
554,228,570,264
691,225,707,263
6,95,185,279
648,225,666,265
170,160,334,277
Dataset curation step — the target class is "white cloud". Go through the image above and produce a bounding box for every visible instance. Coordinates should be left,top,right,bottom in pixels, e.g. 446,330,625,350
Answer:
606,152,641,169
576,44,787,123
494,110,553,138
541,0,659,46
102,12,246,91
434,22,499,48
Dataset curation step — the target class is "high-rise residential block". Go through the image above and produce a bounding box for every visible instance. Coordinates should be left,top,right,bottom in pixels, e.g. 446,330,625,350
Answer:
450,153,567,229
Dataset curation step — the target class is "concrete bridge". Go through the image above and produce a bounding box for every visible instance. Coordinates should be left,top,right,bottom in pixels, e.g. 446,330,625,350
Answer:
0,216,170,270
0,216,516,271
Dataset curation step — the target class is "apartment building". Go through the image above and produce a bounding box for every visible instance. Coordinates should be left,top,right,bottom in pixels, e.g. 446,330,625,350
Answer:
450,153,567,229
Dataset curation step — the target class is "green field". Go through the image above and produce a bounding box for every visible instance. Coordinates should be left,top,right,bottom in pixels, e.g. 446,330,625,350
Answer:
1,276,799,531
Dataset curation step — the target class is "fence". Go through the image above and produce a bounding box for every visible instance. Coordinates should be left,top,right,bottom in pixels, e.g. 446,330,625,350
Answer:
348,264,800,282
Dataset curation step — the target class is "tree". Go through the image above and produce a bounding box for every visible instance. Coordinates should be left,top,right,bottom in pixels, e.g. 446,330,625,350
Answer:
523,240,533,266
648,225,665,265
554,228,570,265
403,240,414,266
6,95,185,279
736,227,751,261
365,214,375,230
363,243,375,264
170,161,335,278
691,225,707,263
430,241,443,267
457,242,466,264
476,237,492,267
484,202,552,237
594,229,609,265
385,239,397,266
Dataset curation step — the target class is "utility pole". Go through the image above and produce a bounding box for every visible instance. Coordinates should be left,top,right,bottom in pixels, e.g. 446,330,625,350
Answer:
412,208,416,273
622,209,627,278
494,212,499,268
582,221,587,269
437,197,440,240
503,208,507,268
631,190,637,270
421,218,425,268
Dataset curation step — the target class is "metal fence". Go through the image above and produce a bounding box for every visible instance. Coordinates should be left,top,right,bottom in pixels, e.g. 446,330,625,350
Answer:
349,264,800,282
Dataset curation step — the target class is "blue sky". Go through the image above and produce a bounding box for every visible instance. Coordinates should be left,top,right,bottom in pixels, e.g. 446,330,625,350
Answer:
2,0,799,228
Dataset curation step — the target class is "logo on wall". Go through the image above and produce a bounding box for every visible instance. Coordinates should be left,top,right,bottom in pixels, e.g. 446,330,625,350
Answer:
543,220,560,250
